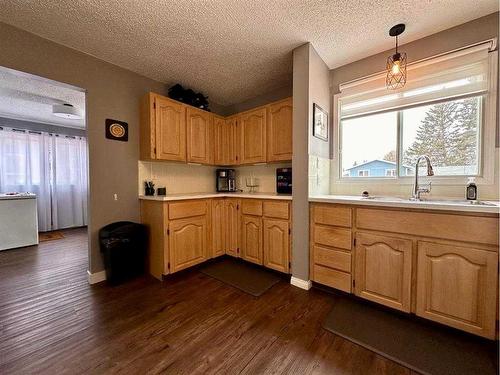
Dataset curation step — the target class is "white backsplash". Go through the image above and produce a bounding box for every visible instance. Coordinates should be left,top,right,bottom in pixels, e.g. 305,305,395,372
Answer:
235,163,291,193
309,155,331,195
138,161,291,195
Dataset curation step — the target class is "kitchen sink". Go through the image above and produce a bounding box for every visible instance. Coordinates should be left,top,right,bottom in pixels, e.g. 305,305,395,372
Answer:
362,196,498,207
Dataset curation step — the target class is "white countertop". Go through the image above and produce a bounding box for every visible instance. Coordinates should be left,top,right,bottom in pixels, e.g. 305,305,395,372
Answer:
309,194,500,214
139,192,292,201
0,193,36,201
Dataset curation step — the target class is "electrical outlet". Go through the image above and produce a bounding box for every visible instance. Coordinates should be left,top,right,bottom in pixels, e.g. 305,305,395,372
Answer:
113,194,118,201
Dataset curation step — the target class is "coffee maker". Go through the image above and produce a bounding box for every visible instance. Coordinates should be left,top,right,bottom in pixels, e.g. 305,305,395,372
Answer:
216,169,236,192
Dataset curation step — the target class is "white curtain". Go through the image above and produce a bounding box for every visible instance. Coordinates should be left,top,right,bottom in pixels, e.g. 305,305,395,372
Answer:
0,127,88,231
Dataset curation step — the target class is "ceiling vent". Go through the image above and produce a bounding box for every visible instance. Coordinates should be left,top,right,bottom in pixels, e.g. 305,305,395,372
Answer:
52,103,82,120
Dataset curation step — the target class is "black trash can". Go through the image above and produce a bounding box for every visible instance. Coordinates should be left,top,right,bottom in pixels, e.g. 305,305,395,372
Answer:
99,221,147,285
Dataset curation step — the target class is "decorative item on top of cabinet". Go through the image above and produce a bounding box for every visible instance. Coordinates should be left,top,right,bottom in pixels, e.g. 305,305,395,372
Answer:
354,232,412,312
140,93,186,161
186,106,213,164
239,107,267,164
267,97,292,162
416,241,498,339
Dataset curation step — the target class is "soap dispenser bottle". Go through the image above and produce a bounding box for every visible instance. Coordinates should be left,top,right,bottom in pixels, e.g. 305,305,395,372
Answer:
466,177,477,201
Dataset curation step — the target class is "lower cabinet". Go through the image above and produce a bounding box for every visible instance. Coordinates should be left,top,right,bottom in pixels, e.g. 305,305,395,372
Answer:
212,199,225,257
310,202,499,340
354,232,412,312
263,219,290,273
416,241,498,339
169,216,208,273
225,199,240,257
241,214,263,265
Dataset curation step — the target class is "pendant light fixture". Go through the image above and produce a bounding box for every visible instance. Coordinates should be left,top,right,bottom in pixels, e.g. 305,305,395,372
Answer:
386,23,407,90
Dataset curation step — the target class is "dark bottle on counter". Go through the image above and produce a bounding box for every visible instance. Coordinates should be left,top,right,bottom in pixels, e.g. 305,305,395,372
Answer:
466,177,477,201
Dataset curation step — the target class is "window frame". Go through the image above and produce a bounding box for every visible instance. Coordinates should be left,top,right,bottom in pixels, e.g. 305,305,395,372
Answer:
333,50,497,187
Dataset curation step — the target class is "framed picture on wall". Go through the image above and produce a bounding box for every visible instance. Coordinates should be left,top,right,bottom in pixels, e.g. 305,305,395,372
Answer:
313,103,328,141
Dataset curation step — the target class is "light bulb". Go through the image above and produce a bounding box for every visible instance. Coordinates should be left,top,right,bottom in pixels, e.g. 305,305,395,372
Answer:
391,60,401,75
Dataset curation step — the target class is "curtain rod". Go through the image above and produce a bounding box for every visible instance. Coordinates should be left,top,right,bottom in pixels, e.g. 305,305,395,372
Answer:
0,127,82,139
339,38,497,91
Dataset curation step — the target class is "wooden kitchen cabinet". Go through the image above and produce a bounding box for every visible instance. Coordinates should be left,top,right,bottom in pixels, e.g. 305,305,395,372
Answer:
225,199,240,257
241,215,263,265
239,107,267,164
267,97,292,162
212,199,225,257
169,216,208,273
416,241,498,339
214,115,239,165
263,219,289,273
354,232,413,312
140,94,186,161
186,106,213,164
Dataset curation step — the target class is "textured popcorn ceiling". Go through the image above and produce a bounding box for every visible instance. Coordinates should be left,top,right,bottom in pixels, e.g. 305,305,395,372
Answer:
0,67,86,128
0,1,497,106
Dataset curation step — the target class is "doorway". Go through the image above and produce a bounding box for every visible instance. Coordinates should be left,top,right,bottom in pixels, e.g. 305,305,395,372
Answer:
0,66,89,270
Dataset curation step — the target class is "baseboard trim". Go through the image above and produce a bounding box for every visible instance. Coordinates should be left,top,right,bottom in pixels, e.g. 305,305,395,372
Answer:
290,276,312,290
87,270,106,284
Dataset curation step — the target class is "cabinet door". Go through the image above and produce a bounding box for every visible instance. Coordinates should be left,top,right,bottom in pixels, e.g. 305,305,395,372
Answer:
416,241,498,339
187,107,212,164
225,199,240,257
212,199,225,257
213,116,226,165
267,98,292,162
155,96,186,161
355,232,412,312
240,215,263,264
226,116,239,165
169,216,208,273
263,219,289,273
240,107,266,164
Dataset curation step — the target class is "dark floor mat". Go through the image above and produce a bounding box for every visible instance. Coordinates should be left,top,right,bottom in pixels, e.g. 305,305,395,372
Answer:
200,258,281,297
322,297,497,375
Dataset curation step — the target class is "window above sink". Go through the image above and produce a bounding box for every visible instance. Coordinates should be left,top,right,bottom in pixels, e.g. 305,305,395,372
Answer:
334,41,497,186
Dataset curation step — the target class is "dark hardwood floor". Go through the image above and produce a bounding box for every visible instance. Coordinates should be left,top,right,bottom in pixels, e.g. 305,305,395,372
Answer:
0,228,417,374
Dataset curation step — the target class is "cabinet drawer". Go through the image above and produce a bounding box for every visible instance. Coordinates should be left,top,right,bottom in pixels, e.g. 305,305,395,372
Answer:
313,264,351,293
241,200,263,216
357,208,499,246
313,246,351,272
168,200,207,220
313,225,352,250
263,201,289,219
312,204,352,228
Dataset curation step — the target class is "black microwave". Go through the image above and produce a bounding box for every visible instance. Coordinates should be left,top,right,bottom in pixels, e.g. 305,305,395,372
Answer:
276,168,292,194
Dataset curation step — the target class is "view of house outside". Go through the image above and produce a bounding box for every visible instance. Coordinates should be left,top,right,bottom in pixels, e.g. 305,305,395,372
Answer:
341,97,481,178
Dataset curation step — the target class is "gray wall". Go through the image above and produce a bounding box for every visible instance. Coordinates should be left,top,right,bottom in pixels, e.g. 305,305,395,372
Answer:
291,43,331,282
0,117,86,137
292,44,310,282
0,21,166,274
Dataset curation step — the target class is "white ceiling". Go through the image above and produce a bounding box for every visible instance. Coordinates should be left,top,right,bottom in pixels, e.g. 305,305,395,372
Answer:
0,68,86,128
0,1,497,106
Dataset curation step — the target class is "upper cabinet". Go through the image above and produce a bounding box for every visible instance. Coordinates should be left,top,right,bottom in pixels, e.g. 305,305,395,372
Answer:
186,107,213,164
267,97,293,162
140,93,292,165
240,107,267,164
214,115,239,165
140,93,187,162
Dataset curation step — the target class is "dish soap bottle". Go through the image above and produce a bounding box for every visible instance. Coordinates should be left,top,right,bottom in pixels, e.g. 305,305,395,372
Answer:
466,177,477,201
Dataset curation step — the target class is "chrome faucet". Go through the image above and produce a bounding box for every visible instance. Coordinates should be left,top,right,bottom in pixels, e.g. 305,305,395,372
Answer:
410,155,434,201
